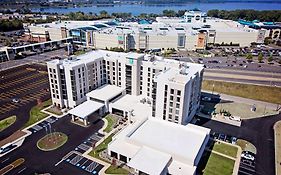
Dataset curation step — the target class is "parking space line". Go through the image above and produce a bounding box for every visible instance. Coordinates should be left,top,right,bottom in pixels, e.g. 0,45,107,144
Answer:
238,169,254,175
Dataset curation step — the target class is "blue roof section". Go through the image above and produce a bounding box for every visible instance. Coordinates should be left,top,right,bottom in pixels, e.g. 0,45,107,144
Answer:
104,21,118,26
76,26,97,31
238,19,279,29
139,19,151,25
92,24,108,29
263,22,275,25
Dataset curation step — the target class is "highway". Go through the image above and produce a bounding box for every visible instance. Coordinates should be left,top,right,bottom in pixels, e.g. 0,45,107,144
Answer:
173,56,281,87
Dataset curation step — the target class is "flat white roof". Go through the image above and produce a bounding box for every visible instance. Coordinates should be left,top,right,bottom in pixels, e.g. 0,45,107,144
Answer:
86,84,125,102
108,118,210,174
68,100,104,119
109,95,152,119
129,118,209,165
127,146,171,175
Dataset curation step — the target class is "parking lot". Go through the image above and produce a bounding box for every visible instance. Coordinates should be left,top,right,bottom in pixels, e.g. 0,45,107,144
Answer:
0,64,50,140
0,64,49,117
64,152,104,175
239,156,256,175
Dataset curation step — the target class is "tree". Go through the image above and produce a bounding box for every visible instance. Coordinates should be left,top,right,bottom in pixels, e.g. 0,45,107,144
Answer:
268,55,273,62
264,37,272,45
246,53,253,61
177,10,187,17
99,10,108,18
162,10,176,17
258,53,263,63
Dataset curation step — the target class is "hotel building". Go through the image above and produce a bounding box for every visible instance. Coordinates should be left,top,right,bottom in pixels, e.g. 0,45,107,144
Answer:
47,50,204,125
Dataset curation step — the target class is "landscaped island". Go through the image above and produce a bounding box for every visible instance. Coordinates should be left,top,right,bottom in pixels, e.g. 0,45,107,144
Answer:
37,132,68,151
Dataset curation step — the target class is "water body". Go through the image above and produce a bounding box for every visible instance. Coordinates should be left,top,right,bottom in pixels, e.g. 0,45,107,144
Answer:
31,2,281,15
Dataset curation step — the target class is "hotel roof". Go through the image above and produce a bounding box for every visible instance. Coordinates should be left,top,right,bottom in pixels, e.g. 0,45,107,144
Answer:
86,84,125,102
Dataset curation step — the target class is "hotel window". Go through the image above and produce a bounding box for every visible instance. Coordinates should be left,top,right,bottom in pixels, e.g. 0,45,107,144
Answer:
170,96,173,101
177,90,181,96
170,89,174,94
177,97,180,102
178,35,185,48
169,102,173,107
168,114,172,119
176,103,180,108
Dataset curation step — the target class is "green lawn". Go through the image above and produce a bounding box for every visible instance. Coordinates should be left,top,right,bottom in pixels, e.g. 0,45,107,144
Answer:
74,50,86,56
203,153,235,175
88,134,129,174
37,132,68,151
88,133,114,160
24,99,52,128
105,165,129,174
202,80,281,104
103,115,118,133
0,115,16,132
212,142,238,158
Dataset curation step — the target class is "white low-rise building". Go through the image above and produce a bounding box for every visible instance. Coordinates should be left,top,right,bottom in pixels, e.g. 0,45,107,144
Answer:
108,117,210,175
25,10,270,51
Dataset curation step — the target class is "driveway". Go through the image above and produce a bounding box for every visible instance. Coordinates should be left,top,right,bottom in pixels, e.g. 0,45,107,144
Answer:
0,115,104,175
197,113,281,175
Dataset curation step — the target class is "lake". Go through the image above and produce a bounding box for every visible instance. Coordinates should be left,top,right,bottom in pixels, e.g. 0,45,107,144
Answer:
31,2,281,15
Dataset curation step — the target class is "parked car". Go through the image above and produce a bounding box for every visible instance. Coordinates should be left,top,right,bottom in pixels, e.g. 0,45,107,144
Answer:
201,96,211,101
231,137,237,144
211,132,220,139
0,144,17,154
242,151,256,157
12,98,20,103
241,152,255,161
218,133,226,141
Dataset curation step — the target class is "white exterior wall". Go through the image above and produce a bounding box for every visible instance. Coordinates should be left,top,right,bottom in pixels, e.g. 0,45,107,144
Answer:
47,51,203,124
47,63,64,107
147,35,178,50
215,31,258,47
94,33,120,49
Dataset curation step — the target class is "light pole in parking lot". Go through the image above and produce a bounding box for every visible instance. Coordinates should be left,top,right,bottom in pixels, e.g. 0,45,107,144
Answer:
212,83,215,95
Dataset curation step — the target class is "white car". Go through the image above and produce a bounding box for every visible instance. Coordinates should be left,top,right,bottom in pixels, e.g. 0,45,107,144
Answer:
229,116,241,122
241,153,255,161
12,98,20,103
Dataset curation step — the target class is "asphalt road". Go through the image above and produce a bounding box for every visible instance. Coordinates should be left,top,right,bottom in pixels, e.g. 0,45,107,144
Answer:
204,76,281,87
0,115,104,175
196,113,281,175
173,56,281,86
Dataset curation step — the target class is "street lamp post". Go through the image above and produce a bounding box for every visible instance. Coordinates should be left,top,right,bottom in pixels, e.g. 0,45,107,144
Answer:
212,83,215,95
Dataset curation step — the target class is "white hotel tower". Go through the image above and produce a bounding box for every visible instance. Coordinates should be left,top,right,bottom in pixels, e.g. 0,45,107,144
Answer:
47,50,204,125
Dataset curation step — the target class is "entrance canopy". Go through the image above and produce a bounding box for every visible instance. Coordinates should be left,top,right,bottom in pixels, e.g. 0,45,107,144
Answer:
68,100,104,119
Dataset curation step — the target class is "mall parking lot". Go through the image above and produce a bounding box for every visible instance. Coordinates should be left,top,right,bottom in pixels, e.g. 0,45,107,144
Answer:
0,64,50,118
